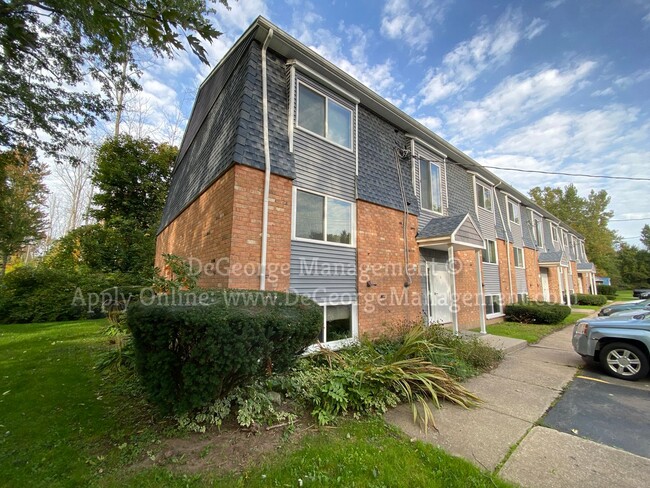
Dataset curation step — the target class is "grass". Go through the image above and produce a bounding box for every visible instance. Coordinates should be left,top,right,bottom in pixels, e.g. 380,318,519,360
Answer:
472,312,585,344
118,419,512,488
571,304,601,310
1,319,513,487
614,289,635,302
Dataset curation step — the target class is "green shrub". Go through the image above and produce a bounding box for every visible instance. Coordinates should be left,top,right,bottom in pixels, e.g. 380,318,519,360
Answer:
504,301,572,324
0,266,135,324
126,290,322,415
597,285,617,296
574,293,607,306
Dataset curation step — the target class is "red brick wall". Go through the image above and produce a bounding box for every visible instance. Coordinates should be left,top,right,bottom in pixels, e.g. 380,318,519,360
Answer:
580,272,592,294
524,248,543,301
155,164,292,291
357,200,422,338
548,267,564,304
156,166,236,289
229,165,292,291
570,261,580,292
454,249,482,330
496,239,516,306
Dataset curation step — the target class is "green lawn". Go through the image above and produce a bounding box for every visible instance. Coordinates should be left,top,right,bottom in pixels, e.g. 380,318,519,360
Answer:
1,319,512,487
474,312,585,344
614,290,635,302
572,304,601,310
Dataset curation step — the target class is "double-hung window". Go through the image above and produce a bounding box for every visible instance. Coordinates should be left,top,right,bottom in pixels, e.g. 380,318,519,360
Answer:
482,240,498,264
419,159,443,213
297,82,352,149
295,189,354,245
507,199,520,225
476,182,493,211
551,225,558,243
514,247,525,268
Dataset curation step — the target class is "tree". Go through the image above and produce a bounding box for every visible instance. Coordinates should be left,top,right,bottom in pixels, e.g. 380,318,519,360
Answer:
641,224,650,251
616,243,650,287
90,135,176,230
0,0,228,161
529,184,619,277
0,150,48,276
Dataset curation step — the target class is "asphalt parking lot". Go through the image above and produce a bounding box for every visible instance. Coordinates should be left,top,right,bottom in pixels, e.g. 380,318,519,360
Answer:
542,362,650,458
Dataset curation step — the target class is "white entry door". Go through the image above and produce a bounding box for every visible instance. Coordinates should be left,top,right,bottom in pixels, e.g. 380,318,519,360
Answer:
540,268,550,302
426,261,452,324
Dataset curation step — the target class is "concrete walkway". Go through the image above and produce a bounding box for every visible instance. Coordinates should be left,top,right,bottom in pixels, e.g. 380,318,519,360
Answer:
385,324,650,487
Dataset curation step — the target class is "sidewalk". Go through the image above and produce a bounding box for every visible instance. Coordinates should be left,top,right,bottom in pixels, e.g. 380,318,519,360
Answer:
385,324,650,488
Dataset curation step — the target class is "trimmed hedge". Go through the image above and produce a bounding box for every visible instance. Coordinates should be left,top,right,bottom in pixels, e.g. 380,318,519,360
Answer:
127,290,323,414
597,285,617,296
574,293,607,306
505,301,572,325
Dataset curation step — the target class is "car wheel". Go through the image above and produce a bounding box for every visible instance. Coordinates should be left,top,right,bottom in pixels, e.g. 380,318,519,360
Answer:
599,342,650,380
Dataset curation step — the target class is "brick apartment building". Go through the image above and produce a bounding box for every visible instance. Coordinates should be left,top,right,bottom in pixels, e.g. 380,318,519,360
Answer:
156,17,597,345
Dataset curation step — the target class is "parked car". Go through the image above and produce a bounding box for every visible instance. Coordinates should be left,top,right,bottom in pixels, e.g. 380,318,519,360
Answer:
633,288,650,298
598,299,650,316
640,291,650,299
573,310,650,380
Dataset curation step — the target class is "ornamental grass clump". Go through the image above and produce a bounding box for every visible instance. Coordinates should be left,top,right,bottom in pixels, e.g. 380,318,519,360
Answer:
286,324,481,432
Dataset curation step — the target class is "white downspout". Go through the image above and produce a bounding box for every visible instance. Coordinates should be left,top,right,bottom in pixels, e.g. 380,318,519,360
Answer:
448,244,459,335
260,28,274,291
494,182,514,304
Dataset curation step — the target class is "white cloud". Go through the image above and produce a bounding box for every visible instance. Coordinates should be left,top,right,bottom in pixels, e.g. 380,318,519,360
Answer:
417,115,443,131
445,60,597,140
380,0,451,51
420,8,537,105
592,87,615,97
544,0,566,9
614,68,650,88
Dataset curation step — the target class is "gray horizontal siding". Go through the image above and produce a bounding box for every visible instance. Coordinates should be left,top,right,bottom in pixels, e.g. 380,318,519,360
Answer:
455,219,483,247
290,240,357,303
482,263,501,295
516,268,527,293
477,207,496,240
510,219,524,247
292,73,356,201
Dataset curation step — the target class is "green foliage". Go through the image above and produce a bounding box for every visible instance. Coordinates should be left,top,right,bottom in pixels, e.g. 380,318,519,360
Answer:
642,224,650,251
0,0,228,159
574,293,607,306
504,301,572,324
44,221,156,280
529,184,619,279
177,383,297,433
152,253,199,293
597,284,618,296
127,291,323,414
280,324,482,431
0,150,48,276
615,243,650,288
90,135,175,230
0,265,135,324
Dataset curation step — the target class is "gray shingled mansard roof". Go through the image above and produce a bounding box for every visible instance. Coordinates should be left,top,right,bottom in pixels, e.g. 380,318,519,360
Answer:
539,251,568,266
164,15,585,242
577,262,596,272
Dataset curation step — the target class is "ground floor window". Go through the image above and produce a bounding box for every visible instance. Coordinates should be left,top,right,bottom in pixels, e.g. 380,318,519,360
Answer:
485,294,502,316
319,304,353,343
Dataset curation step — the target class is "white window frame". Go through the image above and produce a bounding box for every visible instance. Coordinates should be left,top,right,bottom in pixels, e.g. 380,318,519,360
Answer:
304,302,358,351
485,294,503,318
419,159,444,215
476,181,493,212
551,224,559,243
517,292,528,303
507,198,521,226
482,239,498,264
514,247,525,268
296,80,353,152
292,187,356,248
534,219,544,247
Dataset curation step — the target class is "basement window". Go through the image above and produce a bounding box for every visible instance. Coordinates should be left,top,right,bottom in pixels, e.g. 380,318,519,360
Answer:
297,82,352,149
319,304,353,343
294,188,354,246
485,295,502,316
419,159,442,213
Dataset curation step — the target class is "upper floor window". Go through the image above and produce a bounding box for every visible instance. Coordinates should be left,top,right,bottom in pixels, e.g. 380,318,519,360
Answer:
551,224,558,242
297,82,352,149
534,220,543,247
482,240,498,264
476,182,493,211
507,199,520,225
294,189,354,245
420,159,442,213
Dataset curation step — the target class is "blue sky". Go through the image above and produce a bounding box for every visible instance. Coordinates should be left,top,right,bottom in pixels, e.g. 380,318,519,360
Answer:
117,0,650,246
